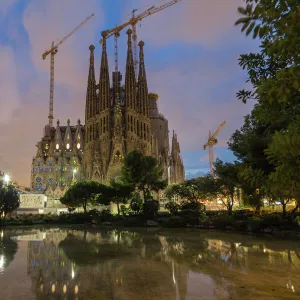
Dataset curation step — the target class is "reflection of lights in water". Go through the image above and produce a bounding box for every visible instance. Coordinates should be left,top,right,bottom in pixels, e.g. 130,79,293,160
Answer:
0,255,4,269
172,261,176,285
63,284,67,294
51,284,55,293
74,285,79,294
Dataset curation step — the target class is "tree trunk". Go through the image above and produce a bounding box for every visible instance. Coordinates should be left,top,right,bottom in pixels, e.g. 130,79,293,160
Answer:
227,204,233,215
117,202,120,215
282,202,287,217
83,201,87,213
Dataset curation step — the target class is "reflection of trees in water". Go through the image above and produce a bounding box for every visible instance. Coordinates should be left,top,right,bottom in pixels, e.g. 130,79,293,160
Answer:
23,228,300,299
0,231,18,270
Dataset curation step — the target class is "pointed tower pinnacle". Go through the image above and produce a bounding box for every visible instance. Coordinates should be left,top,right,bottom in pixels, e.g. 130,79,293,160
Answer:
85,45,96,123
137,41,149,117
125,29,136,110
99,33,111,112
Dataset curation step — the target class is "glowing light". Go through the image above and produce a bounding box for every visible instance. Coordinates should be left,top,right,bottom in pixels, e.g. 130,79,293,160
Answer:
51,284,55,293
66,143,70,150
77,143,80,149
0,255,4,269
56,144,59,150
40,284,44,292
1,231,3,238
4,174,10,185
71,268,75,279
63,284,67,294
74,285,78,294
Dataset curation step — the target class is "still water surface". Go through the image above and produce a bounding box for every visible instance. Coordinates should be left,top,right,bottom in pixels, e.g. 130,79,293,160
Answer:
0,227,300,300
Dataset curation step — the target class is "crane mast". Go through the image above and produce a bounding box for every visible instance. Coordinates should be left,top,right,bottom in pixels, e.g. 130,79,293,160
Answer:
42,14,94,127
203,121,226,175
100,0,182,77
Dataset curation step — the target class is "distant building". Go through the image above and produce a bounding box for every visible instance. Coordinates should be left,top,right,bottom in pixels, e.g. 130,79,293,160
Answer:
30,30,184,202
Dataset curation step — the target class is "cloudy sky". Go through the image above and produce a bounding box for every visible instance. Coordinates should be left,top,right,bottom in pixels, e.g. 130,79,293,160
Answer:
0,0,258,186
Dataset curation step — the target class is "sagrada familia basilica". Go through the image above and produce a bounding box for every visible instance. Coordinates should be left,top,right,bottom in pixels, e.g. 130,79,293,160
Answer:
30,30,184,203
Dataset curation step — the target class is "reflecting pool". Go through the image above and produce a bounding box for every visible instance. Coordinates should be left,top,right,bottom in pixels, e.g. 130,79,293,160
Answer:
0,227,300,299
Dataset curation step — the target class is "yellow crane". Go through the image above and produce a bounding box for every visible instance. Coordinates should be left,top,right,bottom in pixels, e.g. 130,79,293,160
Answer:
42,14,94,127
101,0,182,77
203,121,226,175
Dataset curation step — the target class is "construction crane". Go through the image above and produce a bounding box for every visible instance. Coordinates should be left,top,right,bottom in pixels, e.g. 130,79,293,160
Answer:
42,14,94,127
203,121,226,175
101,0,182,76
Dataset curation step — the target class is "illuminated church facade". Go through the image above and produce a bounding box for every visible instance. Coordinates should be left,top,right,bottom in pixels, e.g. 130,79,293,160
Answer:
30,30,184,201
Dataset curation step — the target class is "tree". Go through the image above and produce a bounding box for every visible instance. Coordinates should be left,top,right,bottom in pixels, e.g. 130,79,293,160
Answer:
206,159,241,215
60,181,109,213
227,0,300,215
105,181,134,215
120,151,167,201
165,176,213,203
0,185,19,217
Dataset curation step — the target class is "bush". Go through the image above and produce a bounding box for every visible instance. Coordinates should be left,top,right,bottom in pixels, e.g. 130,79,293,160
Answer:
295,216,300,226
143,200,159,220
179,209,207,226
164,216,184,228
180,201,206,212
120,205,132,216
247,217,264,232
130,195,143,215
165,201,180,215
213,215,235,228
261,213,283,226
99,209,112,222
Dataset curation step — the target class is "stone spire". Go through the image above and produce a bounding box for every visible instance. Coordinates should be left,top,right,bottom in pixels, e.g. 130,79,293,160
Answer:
137,41,149,117
64,119,73,151
85,45,96,123
99,34,111,111
125,29,136,110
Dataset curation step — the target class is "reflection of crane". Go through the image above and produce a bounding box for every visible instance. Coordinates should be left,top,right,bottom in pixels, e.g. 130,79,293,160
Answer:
101,0,181,76
203,121,226,175
42,14,94,127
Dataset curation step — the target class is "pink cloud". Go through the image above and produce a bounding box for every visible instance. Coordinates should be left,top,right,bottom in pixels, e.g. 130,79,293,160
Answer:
124,0,244,46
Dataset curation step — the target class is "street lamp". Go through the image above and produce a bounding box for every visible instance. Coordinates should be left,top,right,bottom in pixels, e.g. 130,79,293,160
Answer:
4,174,10,186
72,169,77,180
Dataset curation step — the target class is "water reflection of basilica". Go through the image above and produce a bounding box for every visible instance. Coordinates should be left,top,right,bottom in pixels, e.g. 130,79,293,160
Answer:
27,229,189,300
2,228,296,299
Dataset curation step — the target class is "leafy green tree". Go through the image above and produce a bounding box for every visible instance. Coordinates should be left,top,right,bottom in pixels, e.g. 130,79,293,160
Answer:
0,185,19,217
239,165,267,213
164,176,213,202
205,159,241,215
120,151,167,201
60,181,109,213
231,0,300,213
106,181,134,215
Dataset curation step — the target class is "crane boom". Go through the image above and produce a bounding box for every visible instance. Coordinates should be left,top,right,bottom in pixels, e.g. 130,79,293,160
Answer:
203,121,226,175
100,0,182,75
42,14,94,60
42,14,94,127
